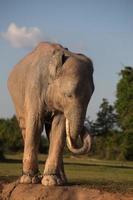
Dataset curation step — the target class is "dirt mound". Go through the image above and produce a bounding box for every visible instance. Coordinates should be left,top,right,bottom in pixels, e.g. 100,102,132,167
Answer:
1,182,133,200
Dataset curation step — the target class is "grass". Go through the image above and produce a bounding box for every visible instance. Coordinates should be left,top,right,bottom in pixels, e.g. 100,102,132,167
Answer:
0,153,133,193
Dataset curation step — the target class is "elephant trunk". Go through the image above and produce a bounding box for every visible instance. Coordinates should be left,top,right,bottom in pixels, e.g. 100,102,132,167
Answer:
65,108,92,155
66,119,91,155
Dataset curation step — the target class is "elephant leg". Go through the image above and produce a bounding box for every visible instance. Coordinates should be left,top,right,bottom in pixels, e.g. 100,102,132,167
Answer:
20,111,42,184
42,114,66,186
45,114,67,184
58,159,67,184
19,117,26,140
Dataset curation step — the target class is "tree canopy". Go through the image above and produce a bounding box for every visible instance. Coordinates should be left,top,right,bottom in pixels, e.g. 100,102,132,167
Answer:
115,67,133,160
116,67,133,132
93,98,117,135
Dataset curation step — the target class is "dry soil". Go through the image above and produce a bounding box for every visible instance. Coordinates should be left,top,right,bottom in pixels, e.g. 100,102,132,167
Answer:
0,181,133,200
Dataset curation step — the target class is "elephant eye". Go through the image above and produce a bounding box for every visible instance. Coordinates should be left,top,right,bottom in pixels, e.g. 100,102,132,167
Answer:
64,92,72,98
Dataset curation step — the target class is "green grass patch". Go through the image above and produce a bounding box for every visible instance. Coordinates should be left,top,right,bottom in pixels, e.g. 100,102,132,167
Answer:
0,154,133,192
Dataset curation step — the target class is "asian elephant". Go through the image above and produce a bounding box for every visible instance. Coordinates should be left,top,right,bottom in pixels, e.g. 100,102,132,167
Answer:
8,42,94,186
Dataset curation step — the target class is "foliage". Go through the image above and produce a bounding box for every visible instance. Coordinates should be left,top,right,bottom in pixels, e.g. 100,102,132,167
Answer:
86,99,119,160
91,131,124,160
0,116,22,152
0,116,49,154
93,98,117,135
86,98,132,160
116,67,133,131
115,66,133,160
118,131,133,161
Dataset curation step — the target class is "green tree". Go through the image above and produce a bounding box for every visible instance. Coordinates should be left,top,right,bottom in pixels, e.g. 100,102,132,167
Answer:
0,116,50,154
115,67,133,160
116,67,133,131
94,98,117,135
86,99,118,159
0,116,23,152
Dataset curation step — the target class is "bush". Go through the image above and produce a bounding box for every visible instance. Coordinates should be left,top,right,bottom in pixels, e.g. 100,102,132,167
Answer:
91,131,132,161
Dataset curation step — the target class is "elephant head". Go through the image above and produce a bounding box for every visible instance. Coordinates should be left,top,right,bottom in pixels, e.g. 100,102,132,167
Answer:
46,48,94,155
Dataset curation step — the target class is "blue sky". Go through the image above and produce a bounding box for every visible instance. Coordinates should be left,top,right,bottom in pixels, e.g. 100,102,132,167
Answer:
0,0,133,120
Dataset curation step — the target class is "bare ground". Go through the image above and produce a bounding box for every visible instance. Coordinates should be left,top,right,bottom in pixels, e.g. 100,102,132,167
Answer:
0,181,133,200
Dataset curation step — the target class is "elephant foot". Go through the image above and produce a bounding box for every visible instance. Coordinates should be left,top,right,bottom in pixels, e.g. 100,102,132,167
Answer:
41,175,63,186
20,174,41,184
19,171,42,184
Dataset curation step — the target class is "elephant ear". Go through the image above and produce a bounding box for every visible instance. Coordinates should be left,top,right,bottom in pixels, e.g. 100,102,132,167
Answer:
48,49,65,80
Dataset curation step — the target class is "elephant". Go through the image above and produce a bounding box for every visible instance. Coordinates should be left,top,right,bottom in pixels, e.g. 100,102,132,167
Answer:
8,42,94,186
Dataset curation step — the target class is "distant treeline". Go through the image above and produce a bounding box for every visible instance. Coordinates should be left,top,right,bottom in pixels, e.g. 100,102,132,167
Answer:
0,67,133,161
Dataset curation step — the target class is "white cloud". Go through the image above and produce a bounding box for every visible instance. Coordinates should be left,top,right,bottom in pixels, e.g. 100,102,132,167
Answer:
1,23,45,48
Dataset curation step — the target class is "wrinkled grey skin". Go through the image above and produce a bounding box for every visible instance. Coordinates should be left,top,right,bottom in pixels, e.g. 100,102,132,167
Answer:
8,42,94,186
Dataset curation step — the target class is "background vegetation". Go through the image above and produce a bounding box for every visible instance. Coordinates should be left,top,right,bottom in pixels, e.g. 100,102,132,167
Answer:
0,67,133,161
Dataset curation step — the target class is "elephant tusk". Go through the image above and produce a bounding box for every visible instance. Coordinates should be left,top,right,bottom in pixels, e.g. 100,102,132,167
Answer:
66,119,73,149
